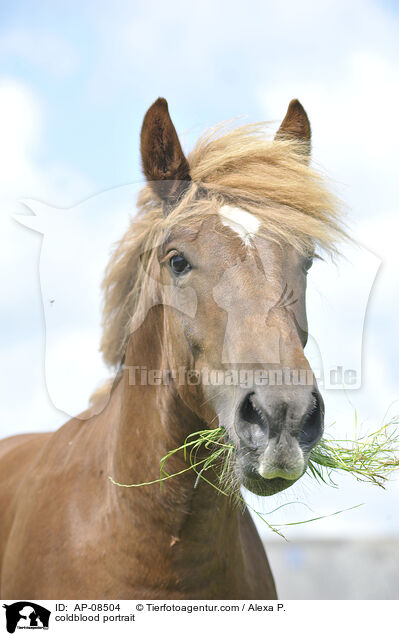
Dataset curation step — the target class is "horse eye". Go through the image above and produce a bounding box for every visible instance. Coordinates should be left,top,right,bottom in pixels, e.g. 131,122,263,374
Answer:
170,254,191,275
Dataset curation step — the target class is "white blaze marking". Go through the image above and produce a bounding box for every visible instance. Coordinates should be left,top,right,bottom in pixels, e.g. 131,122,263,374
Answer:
219,205,260,246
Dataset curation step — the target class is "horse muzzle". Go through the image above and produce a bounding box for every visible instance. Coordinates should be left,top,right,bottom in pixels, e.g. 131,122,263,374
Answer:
233,385,324,496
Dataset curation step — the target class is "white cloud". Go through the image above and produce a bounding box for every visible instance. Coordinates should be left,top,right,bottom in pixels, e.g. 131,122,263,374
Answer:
0,78,93,209
0,79,96,436
16,186,139,419
0,79,42,199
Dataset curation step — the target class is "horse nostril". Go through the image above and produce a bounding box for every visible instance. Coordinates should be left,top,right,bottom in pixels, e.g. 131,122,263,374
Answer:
239,393,267,428
299,390,324,448
237,392,268,447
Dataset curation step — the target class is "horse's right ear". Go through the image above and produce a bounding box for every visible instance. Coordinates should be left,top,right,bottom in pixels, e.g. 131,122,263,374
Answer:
140,98,191,214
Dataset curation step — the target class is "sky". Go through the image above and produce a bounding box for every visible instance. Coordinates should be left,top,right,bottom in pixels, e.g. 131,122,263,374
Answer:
0,0,398,541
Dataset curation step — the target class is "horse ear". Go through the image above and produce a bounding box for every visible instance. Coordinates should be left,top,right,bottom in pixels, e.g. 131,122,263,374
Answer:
140,98,191,214
275,99,311,155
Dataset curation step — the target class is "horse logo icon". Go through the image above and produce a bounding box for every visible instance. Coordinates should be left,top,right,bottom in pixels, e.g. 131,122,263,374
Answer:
2,602,50,633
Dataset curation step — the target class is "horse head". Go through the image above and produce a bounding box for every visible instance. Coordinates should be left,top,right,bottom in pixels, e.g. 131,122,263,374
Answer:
102,97,344,498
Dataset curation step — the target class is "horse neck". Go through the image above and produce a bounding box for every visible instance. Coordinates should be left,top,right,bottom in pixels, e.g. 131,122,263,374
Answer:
108,305,242,555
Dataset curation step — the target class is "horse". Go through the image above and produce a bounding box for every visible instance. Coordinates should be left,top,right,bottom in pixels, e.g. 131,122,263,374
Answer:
0,97,344,599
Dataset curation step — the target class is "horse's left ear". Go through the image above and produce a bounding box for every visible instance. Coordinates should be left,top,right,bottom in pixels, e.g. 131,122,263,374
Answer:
140,97,191,214
275,99,311,156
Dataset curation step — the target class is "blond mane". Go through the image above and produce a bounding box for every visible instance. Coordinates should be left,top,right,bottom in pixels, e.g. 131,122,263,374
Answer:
100,122,347,368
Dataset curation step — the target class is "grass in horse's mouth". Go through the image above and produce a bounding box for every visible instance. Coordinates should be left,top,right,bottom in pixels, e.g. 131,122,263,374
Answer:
109,414,399,538
307,415,399,487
